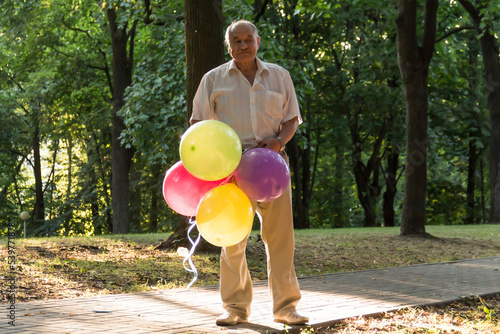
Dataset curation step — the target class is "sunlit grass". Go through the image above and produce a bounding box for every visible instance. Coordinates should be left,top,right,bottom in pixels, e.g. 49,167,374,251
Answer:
294,224,500,239
2,224,498,246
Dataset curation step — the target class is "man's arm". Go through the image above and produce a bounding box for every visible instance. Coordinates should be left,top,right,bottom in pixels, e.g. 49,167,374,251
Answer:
258,116,300,153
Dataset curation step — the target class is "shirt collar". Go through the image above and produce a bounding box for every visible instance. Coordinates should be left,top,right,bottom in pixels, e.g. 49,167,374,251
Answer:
228,57,269,75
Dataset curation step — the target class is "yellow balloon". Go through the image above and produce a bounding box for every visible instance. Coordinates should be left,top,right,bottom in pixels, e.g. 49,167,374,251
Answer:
196,184,253,247
180,120,242,181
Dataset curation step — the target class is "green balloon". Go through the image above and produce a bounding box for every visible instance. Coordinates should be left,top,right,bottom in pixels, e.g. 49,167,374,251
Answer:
180,120,242,181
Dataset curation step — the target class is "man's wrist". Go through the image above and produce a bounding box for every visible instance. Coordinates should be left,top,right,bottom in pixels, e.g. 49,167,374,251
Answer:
276,136,285,151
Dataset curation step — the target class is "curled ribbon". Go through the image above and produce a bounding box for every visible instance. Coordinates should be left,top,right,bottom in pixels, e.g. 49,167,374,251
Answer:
182,217,201,289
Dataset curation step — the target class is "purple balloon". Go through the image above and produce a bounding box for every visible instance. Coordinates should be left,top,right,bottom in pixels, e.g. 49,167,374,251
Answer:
234,148,290,202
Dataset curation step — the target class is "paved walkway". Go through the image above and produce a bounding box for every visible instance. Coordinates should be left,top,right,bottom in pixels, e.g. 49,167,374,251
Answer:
2,257,500,334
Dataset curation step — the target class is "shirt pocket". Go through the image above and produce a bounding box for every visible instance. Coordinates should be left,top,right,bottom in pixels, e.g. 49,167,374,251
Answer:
252,90,284,121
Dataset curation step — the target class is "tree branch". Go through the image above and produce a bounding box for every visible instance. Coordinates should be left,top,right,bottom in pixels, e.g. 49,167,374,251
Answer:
457,0,480,24
62,20,92,39
42,145,58,194
1,157,25,198
396,0,418,64
422,0,439,65
89,65,107,71
4,149,34,168
144,0,153,23
51,47,74,58
143,0,172,26
435,25,475,43
128,20,139,66
254,0,271,23
2,70,26,92
62,19,113,93
365,115,389,178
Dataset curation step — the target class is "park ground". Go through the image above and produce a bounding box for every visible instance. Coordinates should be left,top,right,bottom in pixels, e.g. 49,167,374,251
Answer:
1,224,499,333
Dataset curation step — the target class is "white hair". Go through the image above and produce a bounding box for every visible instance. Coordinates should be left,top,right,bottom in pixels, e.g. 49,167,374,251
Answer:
225,19,259,45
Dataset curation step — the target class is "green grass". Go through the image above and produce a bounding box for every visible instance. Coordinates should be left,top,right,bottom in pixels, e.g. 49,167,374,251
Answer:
2,224,498,246
294,224,500,238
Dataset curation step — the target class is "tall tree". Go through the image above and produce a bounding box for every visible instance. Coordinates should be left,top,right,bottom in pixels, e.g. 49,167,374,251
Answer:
396,0,438,235
278,0,312,229
107,7,138,234
118,0,187,234
464,36,486,224
458,0,500,223
184,0,225,122
32,101,45,229
157,0,224,251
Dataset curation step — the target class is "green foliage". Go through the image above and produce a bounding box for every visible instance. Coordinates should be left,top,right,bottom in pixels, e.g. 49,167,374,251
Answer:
427,5,490,225
0,0,495,236
120,1,186,166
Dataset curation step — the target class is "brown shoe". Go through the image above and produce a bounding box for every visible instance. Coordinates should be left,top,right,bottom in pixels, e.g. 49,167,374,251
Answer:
215,312,248,326
274,310,309,325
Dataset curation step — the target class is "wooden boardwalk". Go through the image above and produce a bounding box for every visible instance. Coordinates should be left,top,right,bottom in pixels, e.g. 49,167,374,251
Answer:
2,257,500,333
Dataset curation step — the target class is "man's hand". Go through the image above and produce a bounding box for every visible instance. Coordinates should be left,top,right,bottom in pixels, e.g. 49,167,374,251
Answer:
257,137,282,152
257,116,299,153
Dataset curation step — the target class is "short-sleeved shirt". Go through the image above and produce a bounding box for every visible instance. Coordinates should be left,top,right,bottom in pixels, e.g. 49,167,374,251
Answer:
191,58,302,149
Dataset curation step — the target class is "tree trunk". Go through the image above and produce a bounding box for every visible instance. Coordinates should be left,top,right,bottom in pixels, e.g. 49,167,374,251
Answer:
396,0,438,235
484,64,500,222
350,105,388,228
63,137,74,234
129,178,142,233
129,157,141,233
148,164,161,233
357,175,376,227
369,163,381,225
288,103,311,229
288,136,309,228
83,140,100,231
33,102,44,234
480,159,487,224
301,119,312,228
479,30,500,224
108,9,136,234
184,0,224,123
458,0,500,224
332,144,346,228
466,138,478,224
91,131,112,233
383,150,399,227
89,170,100,231
149,186,158,233
466,38,481,225
157,0,223,252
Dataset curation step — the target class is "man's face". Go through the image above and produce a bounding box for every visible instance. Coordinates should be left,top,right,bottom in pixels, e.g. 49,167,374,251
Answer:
227,23,260,63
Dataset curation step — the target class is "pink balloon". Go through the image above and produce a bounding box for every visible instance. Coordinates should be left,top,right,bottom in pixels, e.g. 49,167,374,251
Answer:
163,161,229,216
234,148,290,202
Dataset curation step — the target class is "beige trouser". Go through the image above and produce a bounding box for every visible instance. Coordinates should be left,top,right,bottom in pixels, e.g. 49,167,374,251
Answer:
219,154,301,318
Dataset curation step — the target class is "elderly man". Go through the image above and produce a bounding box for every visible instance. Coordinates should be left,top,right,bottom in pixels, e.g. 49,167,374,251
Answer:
190,19,308,326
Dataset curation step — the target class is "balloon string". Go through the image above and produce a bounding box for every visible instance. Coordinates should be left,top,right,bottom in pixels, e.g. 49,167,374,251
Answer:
221,172,235,186
183,217,201,289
